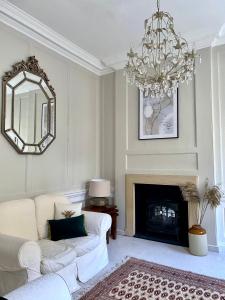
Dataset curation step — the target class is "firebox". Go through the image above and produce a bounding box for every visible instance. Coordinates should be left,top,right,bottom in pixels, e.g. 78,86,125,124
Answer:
135,184,188,246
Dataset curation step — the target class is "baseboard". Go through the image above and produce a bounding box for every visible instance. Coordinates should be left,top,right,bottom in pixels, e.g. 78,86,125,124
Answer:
207,244,220,252
115,234,222,253
64,190,87,203
117,229,126,236
217,243,225,253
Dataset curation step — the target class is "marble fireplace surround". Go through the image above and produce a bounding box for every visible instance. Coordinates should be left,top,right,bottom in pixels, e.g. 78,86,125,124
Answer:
125,174,199,236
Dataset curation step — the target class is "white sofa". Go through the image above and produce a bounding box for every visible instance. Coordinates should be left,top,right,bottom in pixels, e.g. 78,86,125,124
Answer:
0,194,112,296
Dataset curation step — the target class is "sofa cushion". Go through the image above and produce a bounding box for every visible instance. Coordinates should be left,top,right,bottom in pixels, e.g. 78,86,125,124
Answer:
34,194,70,239
38,239,77,274
49,215,87,241
55,202,82,219
0,199,38,241
62,234,101,257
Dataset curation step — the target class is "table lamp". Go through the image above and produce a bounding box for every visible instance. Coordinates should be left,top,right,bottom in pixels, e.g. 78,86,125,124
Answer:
88,179,111,206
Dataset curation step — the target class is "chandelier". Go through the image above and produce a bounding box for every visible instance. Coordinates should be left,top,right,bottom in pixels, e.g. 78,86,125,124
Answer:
124,0,197,98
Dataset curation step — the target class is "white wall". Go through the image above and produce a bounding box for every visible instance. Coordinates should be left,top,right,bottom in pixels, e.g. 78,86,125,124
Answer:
0,23,101,201
212,45,225,251
1,18,224,250
100,73,115,187
102,47,223,249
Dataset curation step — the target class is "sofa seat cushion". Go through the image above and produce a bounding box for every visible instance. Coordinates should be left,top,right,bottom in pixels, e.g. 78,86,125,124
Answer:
38,239,77,274
61,234,101,257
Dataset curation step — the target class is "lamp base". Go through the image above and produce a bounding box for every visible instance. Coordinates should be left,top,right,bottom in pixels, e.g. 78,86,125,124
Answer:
88,197,109,207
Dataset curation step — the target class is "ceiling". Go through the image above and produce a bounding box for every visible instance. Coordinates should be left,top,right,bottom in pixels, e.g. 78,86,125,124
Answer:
6,0,225,68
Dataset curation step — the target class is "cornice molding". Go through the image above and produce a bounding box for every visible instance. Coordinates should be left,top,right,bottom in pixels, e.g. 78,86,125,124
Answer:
212,23,225,48
0,0,113,76
0,0,224,75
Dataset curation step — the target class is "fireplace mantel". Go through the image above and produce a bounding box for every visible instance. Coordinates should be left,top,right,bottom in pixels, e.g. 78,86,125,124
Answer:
125,174,199,236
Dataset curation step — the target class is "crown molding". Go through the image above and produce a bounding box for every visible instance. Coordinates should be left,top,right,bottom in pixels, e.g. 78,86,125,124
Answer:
0,0,113,76
0,0,224,75
212,22,225,48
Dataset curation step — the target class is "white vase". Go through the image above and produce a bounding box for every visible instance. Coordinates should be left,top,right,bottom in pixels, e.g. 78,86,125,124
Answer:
188,225,208,256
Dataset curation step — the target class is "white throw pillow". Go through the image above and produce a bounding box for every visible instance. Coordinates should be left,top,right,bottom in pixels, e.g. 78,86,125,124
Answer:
55,202,82,220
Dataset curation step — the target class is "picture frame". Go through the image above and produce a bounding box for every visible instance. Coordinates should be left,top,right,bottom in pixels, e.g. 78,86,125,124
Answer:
138,89,179,140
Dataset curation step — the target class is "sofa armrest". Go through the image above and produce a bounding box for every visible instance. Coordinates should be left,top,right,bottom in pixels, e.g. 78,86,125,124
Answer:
0,233,41,275
82,211,112,237
5,273,72,300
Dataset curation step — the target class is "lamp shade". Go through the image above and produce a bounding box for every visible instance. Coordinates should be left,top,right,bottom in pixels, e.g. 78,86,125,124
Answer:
89,179,110,197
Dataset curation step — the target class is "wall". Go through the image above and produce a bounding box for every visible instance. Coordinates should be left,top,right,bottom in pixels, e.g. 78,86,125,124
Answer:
212,45,225,251
100,73,115,187
1,19,224,250
0,23,101,201
102,47,222,248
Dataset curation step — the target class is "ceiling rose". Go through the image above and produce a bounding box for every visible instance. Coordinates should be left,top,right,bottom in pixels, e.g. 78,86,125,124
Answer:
124,0,199,98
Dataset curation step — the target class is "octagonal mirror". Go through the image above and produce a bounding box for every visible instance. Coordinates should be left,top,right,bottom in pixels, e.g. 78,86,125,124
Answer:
1,56,56,154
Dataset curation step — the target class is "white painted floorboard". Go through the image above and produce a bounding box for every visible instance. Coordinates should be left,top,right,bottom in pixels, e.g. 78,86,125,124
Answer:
108,235,225,279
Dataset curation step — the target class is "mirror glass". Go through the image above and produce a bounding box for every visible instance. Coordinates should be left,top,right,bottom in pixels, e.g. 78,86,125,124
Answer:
2,57,56,154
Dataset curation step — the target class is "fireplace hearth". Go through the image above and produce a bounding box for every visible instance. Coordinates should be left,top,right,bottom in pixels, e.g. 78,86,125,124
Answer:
135,184,188,246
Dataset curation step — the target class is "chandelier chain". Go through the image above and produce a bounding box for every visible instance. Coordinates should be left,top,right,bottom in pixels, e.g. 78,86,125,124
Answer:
157,0,160,12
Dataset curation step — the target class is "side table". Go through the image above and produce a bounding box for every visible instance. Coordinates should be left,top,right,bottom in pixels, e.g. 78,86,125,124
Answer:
83,205,119,243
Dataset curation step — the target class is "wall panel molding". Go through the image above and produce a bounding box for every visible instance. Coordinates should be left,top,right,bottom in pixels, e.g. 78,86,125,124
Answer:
0,22,101,202
126,153,198,172
64,190,86,203
126,149,198,155
111,52,217,246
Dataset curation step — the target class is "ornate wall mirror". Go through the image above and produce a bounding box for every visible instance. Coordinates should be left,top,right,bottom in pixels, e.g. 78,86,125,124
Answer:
1,56,56,154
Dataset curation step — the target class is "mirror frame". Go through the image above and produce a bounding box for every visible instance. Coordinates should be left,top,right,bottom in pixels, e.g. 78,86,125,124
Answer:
1,56,56,155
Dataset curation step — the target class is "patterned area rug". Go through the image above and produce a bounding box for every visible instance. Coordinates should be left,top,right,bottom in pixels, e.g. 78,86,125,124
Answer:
80,258,225,300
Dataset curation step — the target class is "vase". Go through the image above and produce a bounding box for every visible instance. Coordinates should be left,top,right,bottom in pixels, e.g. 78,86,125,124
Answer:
188,225,208,256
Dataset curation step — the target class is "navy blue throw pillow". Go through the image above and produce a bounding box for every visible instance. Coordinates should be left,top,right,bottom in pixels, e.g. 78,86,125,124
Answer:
49,214,87,241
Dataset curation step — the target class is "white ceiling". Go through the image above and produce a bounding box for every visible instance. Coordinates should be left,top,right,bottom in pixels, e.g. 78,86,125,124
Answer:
6,0,225,68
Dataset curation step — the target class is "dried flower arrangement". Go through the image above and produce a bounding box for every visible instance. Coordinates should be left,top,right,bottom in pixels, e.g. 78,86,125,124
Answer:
62,210,75,218
180,179,223,225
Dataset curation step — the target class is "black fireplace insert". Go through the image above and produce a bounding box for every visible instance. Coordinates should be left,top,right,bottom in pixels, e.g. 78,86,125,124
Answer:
135,184,188,246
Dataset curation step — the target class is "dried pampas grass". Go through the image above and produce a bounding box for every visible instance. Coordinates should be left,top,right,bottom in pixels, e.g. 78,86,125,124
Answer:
180,182,200,203
180,179,223,225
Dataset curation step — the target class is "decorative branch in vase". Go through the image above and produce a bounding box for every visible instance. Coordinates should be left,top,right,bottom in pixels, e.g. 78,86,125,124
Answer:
181,179,223,225
180,180,223,256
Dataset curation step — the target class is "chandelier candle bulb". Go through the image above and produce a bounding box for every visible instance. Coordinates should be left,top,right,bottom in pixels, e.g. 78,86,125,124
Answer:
124,0,199,98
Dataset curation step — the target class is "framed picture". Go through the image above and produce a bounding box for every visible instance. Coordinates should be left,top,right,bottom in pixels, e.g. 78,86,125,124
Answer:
139,89,178,140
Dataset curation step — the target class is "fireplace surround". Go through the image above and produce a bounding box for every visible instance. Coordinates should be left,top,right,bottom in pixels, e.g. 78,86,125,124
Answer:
125,174,198,239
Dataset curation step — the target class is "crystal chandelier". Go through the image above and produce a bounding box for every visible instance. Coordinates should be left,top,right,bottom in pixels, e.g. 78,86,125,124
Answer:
124,0,197,98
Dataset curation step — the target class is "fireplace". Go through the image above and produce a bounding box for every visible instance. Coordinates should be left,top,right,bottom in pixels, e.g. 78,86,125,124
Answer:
135,184,188,246
125,174,198,245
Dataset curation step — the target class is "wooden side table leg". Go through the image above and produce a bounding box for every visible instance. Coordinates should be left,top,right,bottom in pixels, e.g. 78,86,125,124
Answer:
106,230,110,244
111,214,117,240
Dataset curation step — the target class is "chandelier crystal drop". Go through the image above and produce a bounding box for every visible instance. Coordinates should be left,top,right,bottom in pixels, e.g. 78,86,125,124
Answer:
124,0,198,98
